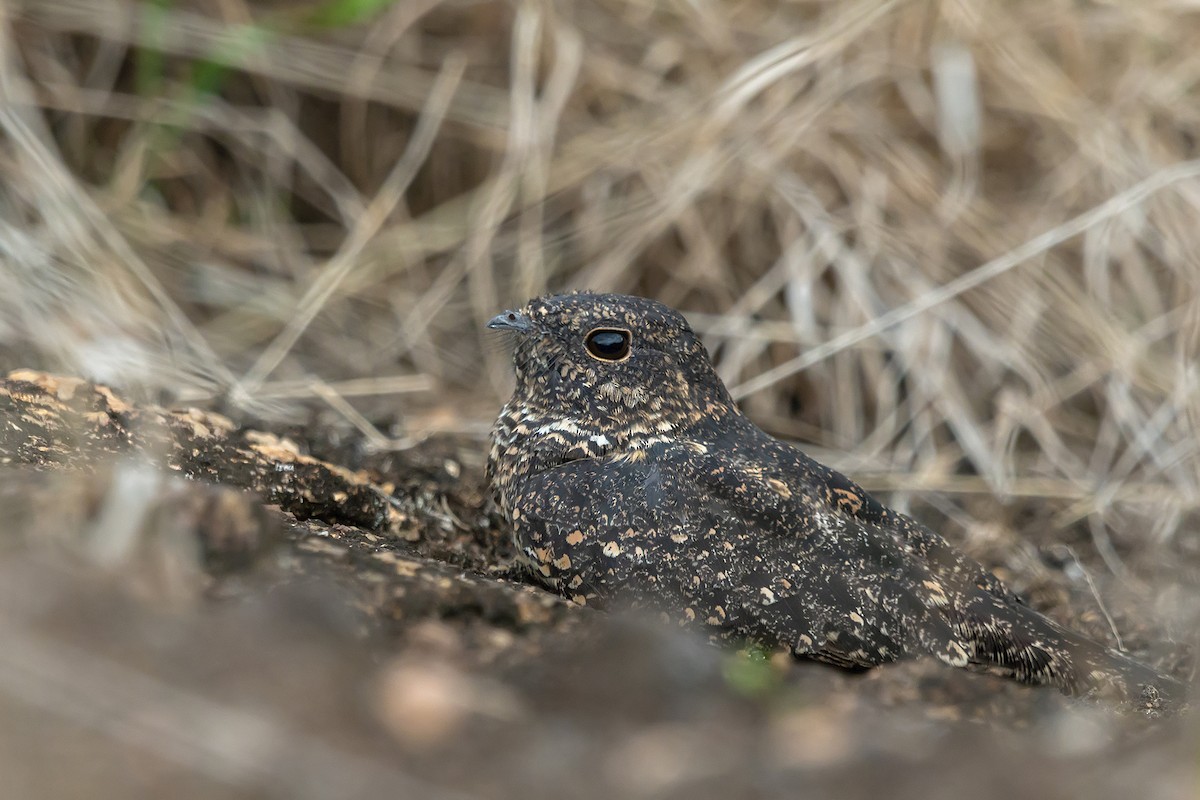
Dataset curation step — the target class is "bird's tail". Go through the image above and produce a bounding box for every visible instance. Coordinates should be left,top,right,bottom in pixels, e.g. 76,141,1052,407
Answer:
954,597,1185,713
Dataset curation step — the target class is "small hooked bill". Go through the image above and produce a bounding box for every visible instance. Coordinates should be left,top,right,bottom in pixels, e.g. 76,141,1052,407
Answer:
487,310,532,333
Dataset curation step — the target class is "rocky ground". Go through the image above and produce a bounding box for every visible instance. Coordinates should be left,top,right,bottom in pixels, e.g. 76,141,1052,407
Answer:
0,369,1195,800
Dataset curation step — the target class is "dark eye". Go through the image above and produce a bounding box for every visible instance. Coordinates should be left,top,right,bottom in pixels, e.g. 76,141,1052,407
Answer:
584,328,632,361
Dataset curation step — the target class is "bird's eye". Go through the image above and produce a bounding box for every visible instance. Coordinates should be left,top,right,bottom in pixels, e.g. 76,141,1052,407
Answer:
584,328,632,362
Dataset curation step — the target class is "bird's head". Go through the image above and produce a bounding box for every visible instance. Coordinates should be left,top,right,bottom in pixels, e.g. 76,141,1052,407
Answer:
489,292,739,442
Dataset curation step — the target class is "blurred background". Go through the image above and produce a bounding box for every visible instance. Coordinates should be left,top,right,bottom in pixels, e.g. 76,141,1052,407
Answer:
0,0,1198,798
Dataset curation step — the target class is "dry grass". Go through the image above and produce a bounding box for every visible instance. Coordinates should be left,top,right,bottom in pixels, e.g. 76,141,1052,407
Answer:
2,0,1199,598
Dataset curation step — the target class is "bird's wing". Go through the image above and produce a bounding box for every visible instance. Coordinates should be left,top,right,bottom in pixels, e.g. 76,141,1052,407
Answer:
509,441,970,670
748,436,1184,703
511,440,1182,704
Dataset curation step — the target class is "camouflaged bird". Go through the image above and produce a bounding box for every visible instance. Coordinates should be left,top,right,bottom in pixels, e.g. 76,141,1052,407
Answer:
486,292,1182,708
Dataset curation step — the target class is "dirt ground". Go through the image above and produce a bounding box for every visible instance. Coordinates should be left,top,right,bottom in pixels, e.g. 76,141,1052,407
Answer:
0,369,1194,800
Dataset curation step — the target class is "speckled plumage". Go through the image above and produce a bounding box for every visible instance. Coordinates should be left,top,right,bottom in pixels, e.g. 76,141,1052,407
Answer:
486,292,1181,707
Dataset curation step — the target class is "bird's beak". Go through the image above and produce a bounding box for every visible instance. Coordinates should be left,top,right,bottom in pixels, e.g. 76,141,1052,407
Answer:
487,309,533,333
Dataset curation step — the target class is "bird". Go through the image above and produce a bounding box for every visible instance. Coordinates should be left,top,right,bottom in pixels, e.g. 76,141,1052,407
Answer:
485,291,1183,709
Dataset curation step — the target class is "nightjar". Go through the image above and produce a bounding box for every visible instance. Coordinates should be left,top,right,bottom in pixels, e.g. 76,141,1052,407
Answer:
486,292,1182,708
